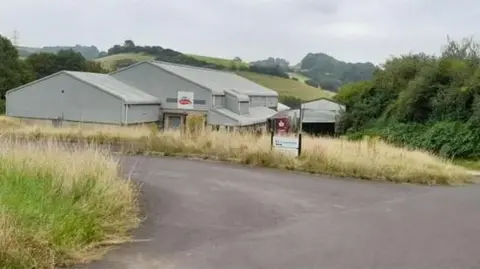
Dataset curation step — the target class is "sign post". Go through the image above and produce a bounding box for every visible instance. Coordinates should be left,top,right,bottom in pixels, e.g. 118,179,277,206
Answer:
271,133,302,157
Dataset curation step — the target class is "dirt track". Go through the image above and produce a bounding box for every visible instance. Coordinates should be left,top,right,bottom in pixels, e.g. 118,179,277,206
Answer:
83,156,480,269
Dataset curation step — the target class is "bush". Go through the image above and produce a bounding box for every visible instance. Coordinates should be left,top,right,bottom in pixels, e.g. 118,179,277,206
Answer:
336,37,480,159
305,79,319,88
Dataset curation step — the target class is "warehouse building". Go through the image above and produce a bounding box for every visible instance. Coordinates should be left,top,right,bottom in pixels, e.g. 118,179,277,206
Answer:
111,61,280,129
6,60,286,129
5,71,161,125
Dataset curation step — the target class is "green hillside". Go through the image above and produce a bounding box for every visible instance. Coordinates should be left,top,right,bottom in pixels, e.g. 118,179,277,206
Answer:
238,71,333,100
187,54,249,69
287,72,310,83
96,52,331,101
94,53,155,70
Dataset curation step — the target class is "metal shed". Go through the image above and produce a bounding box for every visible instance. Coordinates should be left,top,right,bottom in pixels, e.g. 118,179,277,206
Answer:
111,61,279,129
6,71,161,125
268,98,345,136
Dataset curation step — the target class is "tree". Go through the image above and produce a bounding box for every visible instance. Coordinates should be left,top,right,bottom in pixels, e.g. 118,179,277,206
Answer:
26,52,60,78
124,40,136,49
26,49,107,79
335,36,480,159
0,35,35,99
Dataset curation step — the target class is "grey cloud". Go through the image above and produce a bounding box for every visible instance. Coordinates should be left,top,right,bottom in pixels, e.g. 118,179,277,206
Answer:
0,0,479,64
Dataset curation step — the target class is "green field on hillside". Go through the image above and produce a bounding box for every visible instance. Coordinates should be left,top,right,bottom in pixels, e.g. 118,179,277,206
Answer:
95,53,155,70
287,72,310,83
238,71,333,100
187,54,249,69
96,53,331,100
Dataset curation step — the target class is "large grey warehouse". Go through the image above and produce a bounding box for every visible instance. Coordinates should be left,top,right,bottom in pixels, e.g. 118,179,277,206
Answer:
5,60,289,130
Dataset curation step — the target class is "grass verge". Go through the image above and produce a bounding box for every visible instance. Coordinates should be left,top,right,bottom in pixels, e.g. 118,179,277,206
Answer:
0,117,472,185
0,138,140,269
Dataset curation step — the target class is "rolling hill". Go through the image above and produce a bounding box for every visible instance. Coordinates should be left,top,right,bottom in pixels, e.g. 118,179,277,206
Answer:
94,53,156,70
95,52,332,101
187,54,250,69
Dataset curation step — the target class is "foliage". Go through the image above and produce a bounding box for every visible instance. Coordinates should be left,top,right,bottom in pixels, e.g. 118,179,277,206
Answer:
26,49,108,79
337,36,480,159
17,45,100,60
299,52,377,91
305,79,319,88
249,57,291,78
106,41,226,71
0,35,36,99
106,40,292,78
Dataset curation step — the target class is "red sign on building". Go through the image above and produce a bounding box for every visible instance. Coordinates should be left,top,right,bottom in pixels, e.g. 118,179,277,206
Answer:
276,118,289,134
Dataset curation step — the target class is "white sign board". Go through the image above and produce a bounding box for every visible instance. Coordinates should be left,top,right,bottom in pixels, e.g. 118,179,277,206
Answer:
177,91,194,109
273,136,300,157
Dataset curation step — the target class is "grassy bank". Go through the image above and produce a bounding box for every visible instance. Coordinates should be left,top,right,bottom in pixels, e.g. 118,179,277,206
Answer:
0,138,139,269
0,117,471,185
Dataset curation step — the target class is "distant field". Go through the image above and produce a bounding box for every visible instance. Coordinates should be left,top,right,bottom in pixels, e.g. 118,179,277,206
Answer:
96,53,331,100
187,54,250,69
238,71,333,100
95,53,155,70
288,72,310,83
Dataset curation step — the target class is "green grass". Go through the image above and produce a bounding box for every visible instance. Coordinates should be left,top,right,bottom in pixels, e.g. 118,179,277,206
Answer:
0,139,139,268
287,72,310,83
95,53,156,70
238,71,334,100
455,159,480,171
187,54,249,69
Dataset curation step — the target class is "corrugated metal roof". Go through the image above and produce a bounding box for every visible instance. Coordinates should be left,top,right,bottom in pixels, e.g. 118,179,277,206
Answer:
150,61,278,97
65,71,160,105
277,102,291,111
214,106,277,126
302,110,338,123
279,108,339,123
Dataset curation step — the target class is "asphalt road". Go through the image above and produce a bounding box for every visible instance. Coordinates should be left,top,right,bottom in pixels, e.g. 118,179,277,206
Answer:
83,156,480,269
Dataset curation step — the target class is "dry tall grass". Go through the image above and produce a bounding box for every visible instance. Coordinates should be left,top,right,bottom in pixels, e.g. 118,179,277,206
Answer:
0,138,139,269
0,116,472,185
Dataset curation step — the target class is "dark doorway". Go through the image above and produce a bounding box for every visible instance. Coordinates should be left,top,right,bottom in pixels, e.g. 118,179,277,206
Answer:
302,122,335,137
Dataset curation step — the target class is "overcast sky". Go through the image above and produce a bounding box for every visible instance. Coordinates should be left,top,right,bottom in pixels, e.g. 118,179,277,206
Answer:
0,0,478,65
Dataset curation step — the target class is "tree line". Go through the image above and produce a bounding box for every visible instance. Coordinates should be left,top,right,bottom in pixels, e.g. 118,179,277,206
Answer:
107,40,294,79
0,35,107,113
335,37,480,159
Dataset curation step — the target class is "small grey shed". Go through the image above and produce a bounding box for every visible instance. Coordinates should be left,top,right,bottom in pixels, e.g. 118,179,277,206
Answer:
5,71,161,125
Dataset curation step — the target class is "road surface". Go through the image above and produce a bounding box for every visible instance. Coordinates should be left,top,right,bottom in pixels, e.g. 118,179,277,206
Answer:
83,156,480,269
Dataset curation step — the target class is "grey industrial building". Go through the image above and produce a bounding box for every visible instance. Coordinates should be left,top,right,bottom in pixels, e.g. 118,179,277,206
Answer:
6,60,285,129
270,97,345,136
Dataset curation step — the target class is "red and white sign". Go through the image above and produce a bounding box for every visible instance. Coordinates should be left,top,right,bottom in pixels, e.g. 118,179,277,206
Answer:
276,118,289,134
177,91,194,109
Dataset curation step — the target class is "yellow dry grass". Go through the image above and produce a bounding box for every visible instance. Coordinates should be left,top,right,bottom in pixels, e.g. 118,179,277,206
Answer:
0,116,471,185
0,137,140,268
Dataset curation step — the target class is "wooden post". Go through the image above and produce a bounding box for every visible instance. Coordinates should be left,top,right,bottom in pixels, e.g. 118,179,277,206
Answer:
298,133,303,156
270,131,274,150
